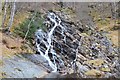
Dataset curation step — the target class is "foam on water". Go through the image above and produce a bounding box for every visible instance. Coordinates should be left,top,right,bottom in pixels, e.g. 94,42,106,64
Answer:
35,12,68,72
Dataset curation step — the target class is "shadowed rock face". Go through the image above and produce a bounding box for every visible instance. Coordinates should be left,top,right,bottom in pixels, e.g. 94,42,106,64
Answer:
35,11,119,77
35,12,80,73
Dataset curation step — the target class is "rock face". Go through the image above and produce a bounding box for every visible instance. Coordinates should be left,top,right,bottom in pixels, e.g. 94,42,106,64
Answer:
1,2,119,78
35,11,119,77
35,12,79,73
1,54,48,78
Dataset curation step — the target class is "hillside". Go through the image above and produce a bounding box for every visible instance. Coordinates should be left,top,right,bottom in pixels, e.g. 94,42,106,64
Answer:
0,2,120,78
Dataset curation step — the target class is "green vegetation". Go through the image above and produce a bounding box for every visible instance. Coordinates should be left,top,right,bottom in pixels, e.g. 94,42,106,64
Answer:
13,12,46,44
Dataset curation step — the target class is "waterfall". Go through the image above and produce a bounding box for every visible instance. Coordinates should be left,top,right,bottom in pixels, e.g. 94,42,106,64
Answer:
35,12,69,72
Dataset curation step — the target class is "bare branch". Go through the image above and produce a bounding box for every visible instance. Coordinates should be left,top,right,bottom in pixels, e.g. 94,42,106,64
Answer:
23,12,36,41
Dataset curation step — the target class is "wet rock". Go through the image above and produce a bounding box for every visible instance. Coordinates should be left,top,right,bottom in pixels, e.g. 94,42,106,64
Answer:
34,11,119,77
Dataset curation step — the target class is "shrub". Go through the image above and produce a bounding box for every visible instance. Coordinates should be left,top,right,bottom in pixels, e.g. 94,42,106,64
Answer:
13,12,46,44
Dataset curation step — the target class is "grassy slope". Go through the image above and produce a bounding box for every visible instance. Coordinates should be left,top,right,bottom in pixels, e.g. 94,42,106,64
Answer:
89,6,119,47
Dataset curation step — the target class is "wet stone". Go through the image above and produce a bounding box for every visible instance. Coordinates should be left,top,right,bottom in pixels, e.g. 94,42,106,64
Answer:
34,11,119,78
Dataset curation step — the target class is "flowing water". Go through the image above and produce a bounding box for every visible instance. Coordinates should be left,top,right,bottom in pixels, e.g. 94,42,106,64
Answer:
35,11,119,77
35,12,73,72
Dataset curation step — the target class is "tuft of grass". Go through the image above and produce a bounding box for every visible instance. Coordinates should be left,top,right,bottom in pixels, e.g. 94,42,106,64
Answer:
96,18,110,26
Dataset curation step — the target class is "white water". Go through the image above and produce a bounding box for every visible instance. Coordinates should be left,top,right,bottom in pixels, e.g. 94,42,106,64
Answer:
35,12,67,72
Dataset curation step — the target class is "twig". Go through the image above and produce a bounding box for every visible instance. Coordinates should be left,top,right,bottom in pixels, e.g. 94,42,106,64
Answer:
23,12,36,41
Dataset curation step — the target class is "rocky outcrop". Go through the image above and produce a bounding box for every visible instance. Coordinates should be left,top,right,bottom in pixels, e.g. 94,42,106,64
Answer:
1,2,119,78
35,11,119,78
